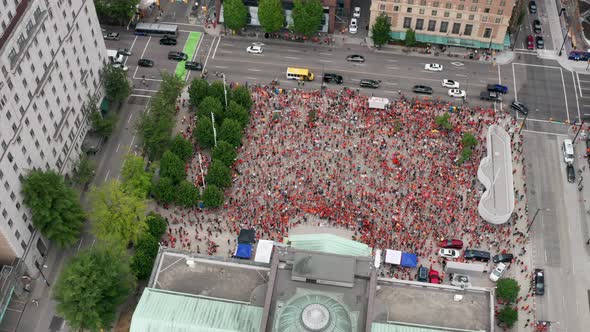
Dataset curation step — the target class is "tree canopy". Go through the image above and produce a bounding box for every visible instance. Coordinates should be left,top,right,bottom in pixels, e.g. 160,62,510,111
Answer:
193,116,217,149
258,0,285,33
71,154,96,188
94,0,139,25
121,154,153,198
130,235,159,280
146,213,168,239
170,135,194,162
152,177,176,204
89,180,147,246
435,112,453,130
103,64,130,103
219,118,243,147
199,96,225,124
188,78,210,107
496,278,520,303
497,306,518,327
211,141,237,167
222,0,248,32
89,109,117,137
22,170,85,248
159,150,186,184
292,0,324,37
175,181,200,207
371,12,392,47
53,245,135,331
226,100,250,128
208,81,229,107
405,28,417,46
206,159,232,188
202,185,224,208
231,85,253,110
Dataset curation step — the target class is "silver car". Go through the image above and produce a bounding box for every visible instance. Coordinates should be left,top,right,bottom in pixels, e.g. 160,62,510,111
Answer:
451,274,471,288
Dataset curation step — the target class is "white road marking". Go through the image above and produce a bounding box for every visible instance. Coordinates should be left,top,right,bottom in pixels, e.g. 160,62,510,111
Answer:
214,65,228,69
248,69,261,72
202,36,217,71
133,36,152,79
104,169,110,182
384,82,398,85
129,135,136,152
512,63,518,101
521,129,569,136
351,79,361,82
455,74,467,77
286,49,300,52
161,21,204,28
127,113,133,124
319,60,332,63
480,80,487,83
219,50,233,53
129,94,153,98
221,43,233,47
132,88,159,93
560,68,570,123
387,67,399,70
497,64,503,111
285,56,300,60
76,238,83,252
246,77,258,80
116,143,120,152
124,35,138,66
513,62,561,69
319,52,332,56
386,59,398,62
212,36,221,59
572,71,581,122
583,105,590,108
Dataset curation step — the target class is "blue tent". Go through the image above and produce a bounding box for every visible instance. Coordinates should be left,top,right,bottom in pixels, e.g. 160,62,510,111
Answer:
234,244,253,259
400,252,417,268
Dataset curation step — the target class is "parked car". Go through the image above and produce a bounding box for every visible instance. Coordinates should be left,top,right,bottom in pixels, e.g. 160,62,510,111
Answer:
412,85,433,94
117,48,132,56
533,19,542,34
562,139,575,164
534,269,545,295
417,266,429,282
442,79,460,88
529,1,537,14
536,36,544,49
160,37,177,45
480,91,502,102
349,18,358,34
359,79,379,88
527,35,535,50
489,263,507,282
438,248,460,259
323,73,343,84
438,239,463,249
346,54,365,63
429,269,441,284
103,32,120,40
424,63,443,72
451,274,471,288
185,61,203,71
566,163,576,183
493,253,514,263
168,51,188,61
246,45,263,54
353,6,361,18
487,84,508,94
464,249,490,262
137,58,154,67
448,89,466,98
511,100,529,116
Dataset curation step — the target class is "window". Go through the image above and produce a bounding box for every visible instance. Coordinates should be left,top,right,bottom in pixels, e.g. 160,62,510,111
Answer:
444,11,450,17
500,0,506,5
482,16,488,22
379,3,385,10
7,218,13,228
471,5,477,12
403,17,412,29
2,210,7,218
420,0,426,5
458,4,464,10
428,20,436,31
415,19,424,30
440,21,448,33
432,10,437,16
495,17,501,24
483,28,492,38
21,241,27,250
28,224,34,233
456,13,462,19
452,23,461,34
7,153,13,162
445,2,452,9
464,24,473,36
419,8,425,14
497,9,503,15
469,14,474,20
407,7,412,13
15,230,20,240
484,8,490,13
394,5,399,11
433,1,439,7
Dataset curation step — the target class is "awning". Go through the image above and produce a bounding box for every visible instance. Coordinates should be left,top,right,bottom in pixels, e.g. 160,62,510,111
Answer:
234,244,253,259
400,253,417,268
384,249,402,265
254,240,273,263
238,229,256,244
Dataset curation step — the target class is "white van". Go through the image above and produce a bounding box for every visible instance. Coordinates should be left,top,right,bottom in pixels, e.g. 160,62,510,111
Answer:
562,139,574,164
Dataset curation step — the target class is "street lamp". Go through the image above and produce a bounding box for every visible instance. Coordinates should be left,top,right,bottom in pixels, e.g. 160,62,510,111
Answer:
526,208,550,233
222,73,228,108
572,115,590,143
211,112,217,147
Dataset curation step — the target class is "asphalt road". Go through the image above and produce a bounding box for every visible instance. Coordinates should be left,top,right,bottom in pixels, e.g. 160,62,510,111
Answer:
513,0,555,52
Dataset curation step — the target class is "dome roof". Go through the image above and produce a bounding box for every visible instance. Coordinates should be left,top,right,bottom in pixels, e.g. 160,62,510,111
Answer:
276,294,352,332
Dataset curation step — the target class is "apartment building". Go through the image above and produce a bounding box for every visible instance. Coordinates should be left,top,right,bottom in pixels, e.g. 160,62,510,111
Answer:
369,0,517,50
0,0,106,274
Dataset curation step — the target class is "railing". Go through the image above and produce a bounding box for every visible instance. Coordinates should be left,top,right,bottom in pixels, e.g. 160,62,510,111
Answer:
0,0,30,51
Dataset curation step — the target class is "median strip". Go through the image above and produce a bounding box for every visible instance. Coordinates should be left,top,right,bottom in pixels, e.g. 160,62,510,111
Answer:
175,31,201,78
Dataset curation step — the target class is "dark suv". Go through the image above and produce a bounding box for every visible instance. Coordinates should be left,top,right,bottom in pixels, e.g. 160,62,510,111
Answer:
493,253,514,263
323,73,343,84
185,61,203,71
168,51,188,61
533,19,542,34
534,269,545,295
359,79,379,88
412,85,433,94
480,91,502,102
464,249,490,262
529,1,537,14
511,100,529,116
160,37,177,46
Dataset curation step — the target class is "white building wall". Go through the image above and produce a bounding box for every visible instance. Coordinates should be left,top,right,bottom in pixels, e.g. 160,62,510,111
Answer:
0,0,106,271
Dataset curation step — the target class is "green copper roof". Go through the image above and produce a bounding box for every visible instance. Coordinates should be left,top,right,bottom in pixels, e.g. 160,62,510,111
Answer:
130,288,263,332
287,234,372,257
372,322,471,332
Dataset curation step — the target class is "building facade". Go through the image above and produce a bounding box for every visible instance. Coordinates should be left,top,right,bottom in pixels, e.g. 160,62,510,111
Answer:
0,0,106,275
369,0,517,50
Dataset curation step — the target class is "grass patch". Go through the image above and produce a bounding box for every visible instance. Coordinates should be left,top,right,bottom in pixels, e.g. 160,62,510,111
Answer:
175,32,201,79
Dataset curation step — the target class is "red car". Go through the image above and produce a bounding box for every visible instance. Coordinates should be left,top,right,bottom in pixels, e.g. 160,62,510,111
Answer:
438,239,464,249
527,35,535,50
429,269,441,284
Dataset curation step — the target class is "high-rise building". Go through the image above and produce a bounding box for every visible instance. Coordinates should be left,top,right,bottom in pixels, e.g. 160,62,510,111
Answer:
0,0,106,274
369,0,517,50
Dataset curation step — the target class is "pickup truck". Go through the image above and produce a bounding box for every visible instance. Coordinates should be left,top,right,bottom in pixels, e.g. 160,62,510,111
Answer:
487,84,508,94
480,91,502,102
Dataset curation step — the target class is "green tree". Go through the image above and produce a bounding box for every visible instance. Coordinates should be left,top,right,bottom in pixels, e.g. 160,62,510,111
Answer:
89,110,117,137
461,132,478,148
405,28,416,46
152,177,176,204
211,141,237,167
53,245,135,331
175,181,200,207
497,306,518,328
435,112,453,130
292,0,324,37
146,213,168,239
121,154,153,198
371,12,392,47
258,0,285,33
130,235,159,280
457,147,473,165
193,116,217,148
170,135,194,162
226,100,250,128
231,85,253,110
219,118,243,147
206,159,232,188
159,72,185,102
208,81,229,108
202,185,224,208
94,0,139,25
159,150,186,184
89,180,147,246
22,170,85,248
71,154,96,188
222,0,248,32
188,78,210,107
496,278,520,303
199,96,225,123
103,64,130,103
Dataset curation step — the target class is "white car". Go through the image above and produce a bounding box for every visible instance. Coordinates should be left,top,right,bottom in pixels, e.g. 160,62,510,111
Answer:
438,248,460,259
424,63,443,72
353,7,361,18
442,79,460,89
489,262,507,282
246,45,263,54
448,89,466,98
349,18,358,34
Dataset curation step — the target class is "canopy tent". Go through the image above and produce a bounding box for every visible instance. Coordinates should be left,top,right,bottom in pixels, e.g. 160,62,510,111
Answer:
400,253,417,268
238,229,256,244
234,244,253,259
254,240,274,263
384,249,402,265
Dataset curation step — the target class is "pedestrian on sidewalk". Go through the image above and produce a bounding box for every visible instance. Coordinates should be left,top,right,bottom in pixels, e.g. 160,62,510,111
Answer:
31,299,39,306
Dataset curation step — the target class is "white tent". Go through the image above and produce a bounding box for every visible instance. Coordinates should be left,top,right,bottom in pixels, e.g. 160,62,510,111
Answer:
254,240,274,263
384,249,402,265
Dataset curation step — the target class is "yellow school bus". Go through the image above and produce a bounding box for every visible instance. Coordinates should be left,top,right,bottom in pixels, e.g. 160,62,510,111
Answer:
286,67,314,81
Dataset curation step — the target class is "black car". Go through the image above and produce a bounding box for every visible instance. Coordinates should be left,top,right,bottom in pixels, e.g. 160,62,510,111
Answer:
566,164,575,183
480,91,502,102
534,269,545,295
346,54,365,63
533,19,542,34
464,249,490,262
138,58,154,67
185,61,203,71
493,253,514,263
529,1,537,14
323,73,343,84
412,85,433,94
168,51,188,61
417,266,429,282
536,36,544,49
359,79,379,88
160,37,177,46
511,100,529,116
